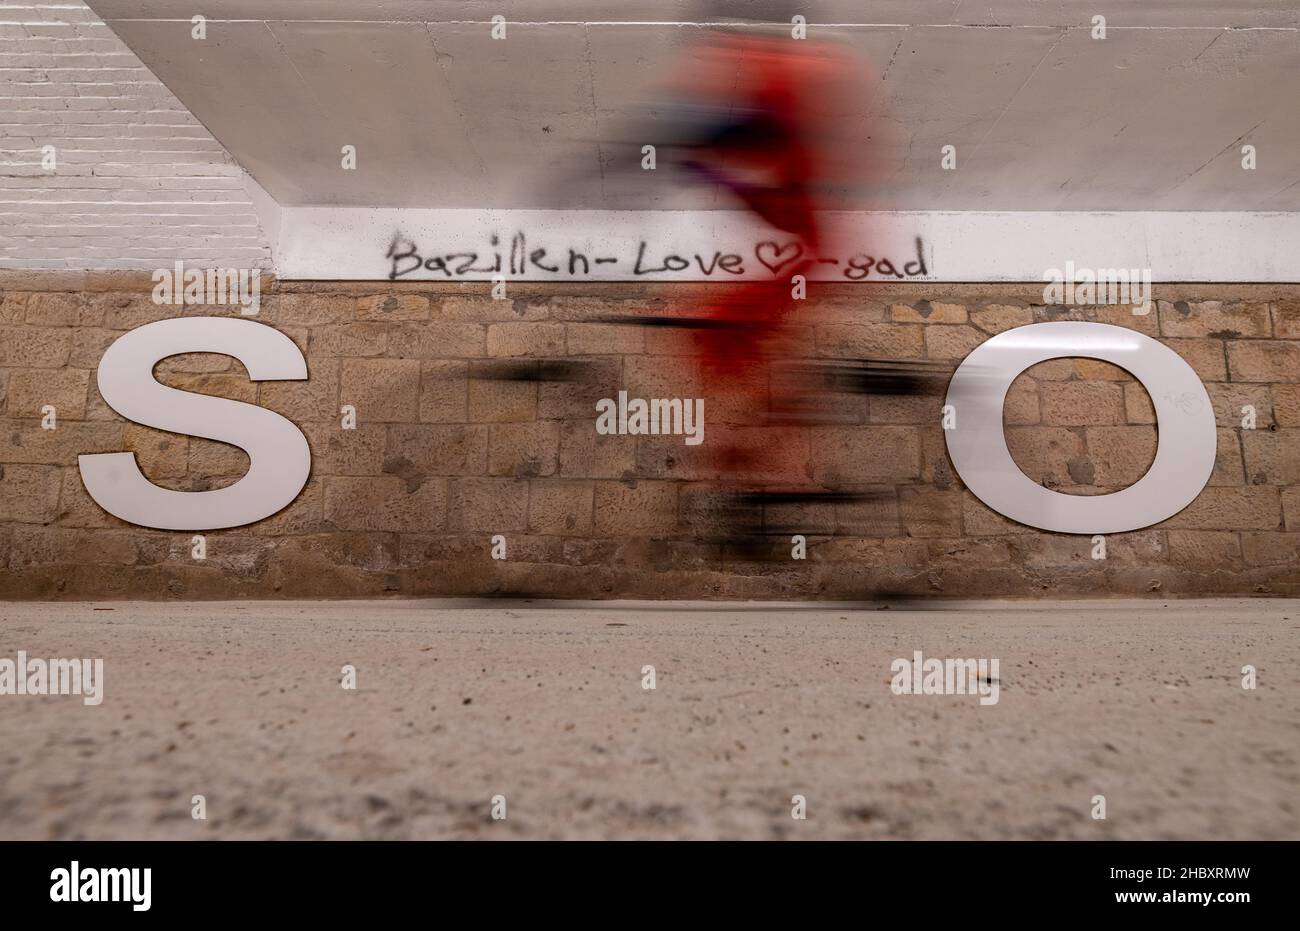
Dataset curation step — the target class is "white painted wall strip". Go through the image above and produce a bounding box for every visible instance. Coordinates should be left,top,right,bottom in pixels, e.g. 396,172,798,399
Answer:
276,209,1300,283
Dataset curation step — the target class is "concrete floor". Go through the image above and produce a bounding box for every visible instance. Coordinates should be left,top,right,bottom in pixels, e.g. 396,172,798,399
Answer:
0,598,1296,840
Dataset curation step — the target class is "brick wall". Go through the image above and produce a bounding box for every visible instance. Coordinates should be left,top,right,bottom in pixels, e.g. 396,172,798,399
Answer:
0,2,272,270
1,272,1298,600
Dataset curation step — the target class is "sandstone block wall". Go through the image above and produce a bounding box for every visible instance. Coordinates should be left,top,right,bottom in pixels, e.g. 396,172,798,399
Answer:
1,273,1297,599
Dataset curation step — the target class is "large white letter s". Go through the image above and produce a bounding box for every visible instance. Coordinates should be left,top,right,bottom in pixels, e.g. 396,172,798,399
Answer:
79,317,310,530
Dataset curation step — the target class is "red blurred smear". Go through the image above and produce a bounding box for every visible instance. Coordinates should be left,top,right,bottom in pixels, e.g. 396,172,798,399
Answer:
663,29,876,479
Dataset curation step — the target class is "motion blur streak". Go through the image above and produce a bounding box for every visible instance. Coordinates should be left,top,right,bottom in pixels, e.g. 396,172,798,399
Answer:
551,10,944,556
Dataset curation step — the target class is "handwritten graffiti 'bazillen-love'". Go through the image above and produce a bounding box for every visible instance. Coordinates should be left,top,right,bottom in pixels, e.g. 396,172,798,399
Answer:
385,232,930,281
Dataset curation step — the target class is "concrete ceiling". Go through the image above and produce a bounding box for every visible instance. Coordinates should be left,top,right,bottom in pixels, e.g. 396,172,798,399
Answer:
87,1,1300,211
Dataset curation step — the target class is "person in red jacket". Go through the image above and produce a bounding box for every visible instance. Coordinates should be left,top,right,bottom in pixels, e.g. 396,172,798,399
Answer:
662,21,865,477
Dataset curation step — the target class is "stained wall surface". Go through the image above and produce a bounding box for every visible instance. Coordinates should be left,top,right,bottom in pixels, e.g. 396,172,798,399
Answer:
2,275,1297,600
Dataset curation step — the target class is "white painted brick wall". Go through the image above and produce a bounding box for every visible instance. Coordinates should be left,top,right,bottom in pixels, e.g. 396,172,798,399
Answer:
0,1,272,270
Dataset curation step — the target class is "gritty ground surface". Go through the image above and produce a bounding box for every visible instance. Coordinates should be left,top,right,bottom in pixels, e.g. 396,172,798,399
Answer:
1,598,1297,840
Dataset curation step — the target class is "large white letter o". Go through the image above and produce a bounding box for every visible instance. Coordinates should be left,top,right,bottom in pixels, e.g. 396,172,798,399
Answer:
944,321,1216,534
